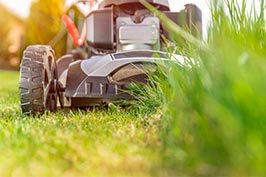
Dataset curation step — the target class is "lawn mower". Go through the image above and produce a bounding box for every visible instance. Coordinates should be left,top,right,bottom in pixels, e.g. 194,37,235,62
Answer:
19,0,202,115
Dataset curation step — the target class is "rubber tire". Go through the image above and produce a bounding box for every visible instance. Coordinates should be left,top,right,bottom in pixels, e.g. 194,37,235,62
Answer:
19,45,57,115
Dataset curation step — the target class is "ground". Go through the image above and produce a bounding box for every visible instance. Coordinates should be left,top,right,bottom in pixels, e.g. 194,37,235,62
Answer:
0,70,163,177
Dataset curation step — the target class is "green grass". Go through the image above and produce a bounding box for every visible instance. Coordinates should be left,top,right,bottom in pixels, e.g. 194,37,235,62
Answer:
0,71,163,177
143,0,266,176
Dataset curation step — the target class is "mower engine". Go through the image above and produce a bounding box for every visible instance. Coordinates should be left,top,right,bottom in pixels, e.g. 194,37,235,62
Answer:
86,0,201,54
86,2,161,53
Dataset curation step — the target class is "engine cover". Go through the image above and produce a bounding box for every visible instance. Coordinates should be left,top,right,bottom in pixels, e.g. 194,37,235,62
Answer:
86,7,114,51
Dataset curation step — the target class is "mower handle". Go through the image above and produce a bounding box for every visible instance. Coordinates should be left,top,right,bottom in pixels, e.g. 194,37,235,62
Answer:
62,15,86,47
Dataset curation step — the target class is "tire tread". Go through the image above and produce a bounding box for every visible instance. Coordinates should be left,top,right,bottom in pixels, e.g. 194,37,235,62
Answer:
19,45,55,115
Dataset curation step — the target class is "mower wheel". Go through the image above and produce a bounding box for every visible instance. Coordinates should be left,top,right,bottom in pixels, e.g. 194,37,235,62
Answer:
19,45,58,115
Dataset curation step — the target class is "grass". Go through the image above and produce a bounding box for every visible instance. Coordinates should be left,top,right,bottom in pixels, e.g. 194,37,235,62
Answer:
0,71,163,177
144,0,266,176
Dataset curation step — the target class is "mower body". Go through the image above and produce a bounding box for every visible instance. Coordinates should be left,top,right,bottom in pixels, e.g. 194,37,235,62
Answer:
19,0,202,114
59,0,202,107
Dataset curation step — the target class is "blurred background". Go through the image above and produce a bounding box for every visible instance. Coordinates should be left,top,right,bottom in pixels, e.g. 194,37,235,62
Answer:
0,0,211,71
0,0,67,70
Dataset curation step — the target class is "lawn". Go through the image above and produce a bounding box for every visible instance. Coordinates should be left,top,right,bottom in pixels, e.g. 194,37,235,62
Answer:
1,0,266,176
0,70,162,177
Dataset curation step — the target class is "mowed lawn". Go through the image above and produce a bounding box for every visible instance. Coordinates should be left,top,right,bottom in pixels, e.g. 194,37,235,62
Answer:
0,70,162,177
